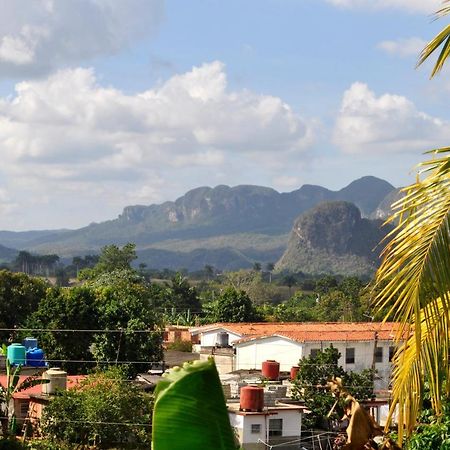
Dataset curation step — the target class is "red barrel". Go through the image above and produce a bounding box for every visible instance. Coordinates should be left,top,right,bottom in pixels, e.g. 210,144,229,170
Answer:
290,366,300,380
240,386,264,411
262,360,280,380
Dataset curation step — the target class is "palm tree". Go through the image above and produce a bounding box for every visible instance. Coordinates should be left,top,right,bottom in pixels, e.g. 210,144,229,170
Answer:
375,4,450,439
266,262,275,283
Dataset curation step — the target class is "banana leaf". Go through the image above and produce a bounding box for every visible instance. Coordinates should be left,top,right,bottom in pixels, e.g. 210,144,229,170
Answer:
152,358,236,450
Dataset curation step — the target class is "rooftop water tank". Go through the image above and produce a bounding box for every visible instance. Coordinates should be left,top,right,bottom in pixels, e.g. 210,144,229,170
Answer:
262,360,280,381
240,386,264,412
22,337,38,350
42,368,67,395
7,343,26,366
26,347,45,367
290,366,300,380
216,332,229,347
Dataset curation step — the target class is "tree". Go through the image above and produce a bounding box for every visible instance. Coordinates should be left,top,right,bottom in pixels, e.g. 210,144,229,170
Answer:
80,243,137,279
163,273,201,312
89,270,163,377
205,287,260,323
291,346,373,430
373,7,450,437
0,270,48,342
204,264,214,281
41,367,152,448
265,262,275,283
25,286,99,374
274,292,318,322
252,262,261,272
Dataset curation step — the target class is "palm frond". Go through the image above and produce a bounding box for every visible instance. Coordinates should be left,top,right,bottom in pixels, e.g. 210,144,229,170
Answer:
375,148,450,435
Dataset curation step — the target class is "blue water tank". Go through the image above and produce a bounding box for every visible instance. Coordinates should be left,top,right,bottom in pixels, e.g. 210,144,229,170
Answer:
26,347,45,367
23,337,38,350
7,343,26,366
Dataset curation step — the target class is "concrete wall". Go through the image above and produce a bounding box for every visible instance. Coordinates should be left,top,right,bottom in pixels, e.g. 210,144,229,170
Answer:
235,336,303,371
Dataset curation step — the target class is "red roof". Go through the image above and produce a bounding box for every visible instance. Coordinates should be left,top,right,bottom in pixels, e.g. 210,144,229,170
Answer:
191,322,403,344
0,375,86,399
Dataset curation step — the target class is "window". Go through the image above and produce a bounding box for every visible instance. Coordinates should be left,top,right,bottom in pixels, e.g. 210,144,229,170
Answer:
346,347,355,364
251,424,261,434
389,346,395,362
374,346,383,363
310,348,320,358
20,402,29,417
269,418,283,437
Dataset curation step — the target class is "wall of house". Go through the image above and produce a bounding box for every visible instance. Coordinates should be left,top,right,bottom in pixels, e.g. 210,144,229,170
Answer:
235,337,303,371
302,340,393,389
200,329,242,347
229,410,302,450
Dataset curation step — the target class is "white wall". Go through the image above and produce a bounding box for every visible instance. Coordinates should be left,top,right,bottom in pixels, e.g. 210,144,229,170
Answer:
302,340,393,388
235,337,393,387
229,410,302,445
200,328,242,347
235,336,303,371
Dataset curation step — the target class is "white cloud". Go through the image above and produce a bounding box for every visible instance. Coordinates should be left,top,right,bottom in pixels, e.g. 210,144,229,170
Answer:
326,0,440,14
377,37,427,57
0,0,164,76
0,62,315,229
272,176,301,191
333,82,449,154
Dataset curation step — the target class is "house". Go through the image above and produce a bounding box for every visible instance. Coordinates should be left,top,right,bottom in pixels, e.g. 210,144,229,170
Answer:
0,374,86,429
190,322,401,389
228,401,303,450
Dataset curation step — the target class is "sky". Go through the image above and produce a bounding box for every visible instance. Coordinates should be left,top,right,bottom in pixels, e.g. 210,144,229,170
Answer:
0,0,448,230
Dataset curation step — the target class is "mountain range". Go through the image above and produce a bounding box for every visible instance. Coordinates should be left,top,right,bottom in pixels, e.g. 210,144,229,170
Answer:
0,176,397,275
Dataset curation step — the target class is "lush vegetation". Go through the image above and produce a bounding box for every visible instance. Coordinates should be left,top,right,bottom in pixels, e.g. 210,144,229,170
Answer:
291,346,374,430
40,367,152,449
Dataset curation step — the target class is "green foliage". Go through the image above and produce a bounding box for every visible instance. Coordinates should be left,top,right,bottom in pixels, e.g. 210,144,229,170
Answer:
406,400,450,449
205,287,261,323
152,358,236,450
0,270,48,342
25,286,99,374
292,346,345,429
315,290,363,322
292,346,374,430
26,271,163,376
80,243,137,280
162,273,201,311
41,367,152,449
274,292,317,322
89,270,163,377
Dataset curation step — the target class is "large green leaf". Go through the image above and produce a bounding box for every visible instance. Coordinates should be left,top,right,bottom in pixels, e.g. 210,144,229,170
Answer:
152,358,236,450
375,148,450,439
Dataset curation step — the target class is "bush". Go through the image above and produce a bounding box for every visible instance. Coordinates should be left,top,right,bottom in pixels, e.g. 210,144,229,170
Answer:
40,367,153,448
166,339,193,352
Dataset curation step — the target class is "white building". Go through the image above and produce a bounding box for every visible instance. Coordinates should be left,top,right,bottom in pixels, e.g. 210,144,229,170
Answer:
228,401,303,450
190,322,400,388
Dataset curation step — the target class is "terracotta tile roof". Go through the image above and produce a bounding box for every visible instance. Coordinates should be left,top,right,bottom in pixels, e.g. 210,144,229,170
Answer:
191,322,402,344
0,375,86,399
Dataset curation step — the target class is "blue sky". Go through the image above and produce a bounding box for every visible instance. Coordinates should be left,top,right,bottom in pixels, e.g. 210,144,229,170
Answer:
0,0,447,230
